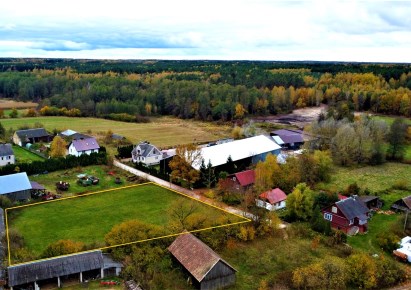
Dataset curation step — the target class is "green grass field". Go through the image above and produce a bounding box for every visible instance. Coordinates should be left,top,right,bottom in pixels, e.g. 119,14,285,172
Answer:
0,116,231,148
30,165,133,195
8,183,245,260
12,145,45,163
372,115,411,126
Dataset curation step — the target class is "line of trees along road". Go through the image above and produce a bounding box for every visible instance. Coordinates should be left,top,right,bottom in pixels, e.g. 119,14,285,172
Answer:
1,60,411,121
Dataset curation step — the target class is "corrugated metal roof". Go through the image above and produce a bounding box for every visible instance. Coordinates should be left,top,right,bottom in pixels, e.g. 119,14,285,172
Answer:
168,233,236,282
259,188,287,204
195,135,281,170
0,143,13,157
336,197,369,220
234,170,255,187
0,172,31,195
8,251,104,286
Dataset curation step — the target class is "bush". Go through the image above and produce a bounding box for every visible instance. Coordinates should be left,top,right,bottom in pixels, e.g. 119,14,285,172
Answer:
392,179,409,190
376,231,400,253
0,195,12,208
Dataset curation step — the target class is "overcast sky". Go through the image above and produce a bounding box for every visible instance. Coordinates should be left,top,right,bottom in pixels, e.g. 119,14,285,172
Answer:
1,0,410,62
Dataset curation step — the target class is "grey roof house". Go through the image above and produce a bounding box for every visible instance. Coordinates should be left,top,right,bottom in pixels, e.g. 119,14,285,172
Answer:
169,233,237,290
131,141,163,166
0,143,15,166
13,128,52,147
0,172,32,201
7,251,122,289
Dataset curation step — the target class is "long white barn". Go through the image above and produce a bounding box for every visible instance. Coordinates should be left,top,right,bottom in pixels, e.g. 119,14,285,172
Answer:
194,135,281,170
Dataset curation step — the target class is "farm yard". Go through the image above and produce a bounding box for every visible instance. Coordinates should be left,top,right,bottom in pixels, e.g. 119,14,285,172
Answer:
7,183,247,263
12,145,45,163
0,116,231,148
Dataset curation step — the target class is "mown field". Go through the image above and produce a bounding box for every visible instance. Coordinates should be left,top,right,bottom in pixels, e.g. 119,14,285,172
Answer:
8,183,245,259
0,116,231,148
0,100,37,109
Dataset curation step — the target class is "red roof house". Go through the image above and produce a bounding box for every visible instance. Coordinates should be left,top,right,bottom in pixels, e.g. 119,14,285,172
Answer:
227,170,255,190
322,196,370,235
256,188,287,211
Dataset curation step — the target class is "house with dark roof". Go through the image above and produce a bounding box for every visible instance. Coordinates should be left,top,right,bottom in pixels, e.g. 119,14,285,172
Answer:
270,129,305,150
322,196,370,235
256,188,287,211
13,128,52,147
168,233,237,290
0,143,15,166
7,251,122,290
68,137,100,157
59,129,91,143
0,172,32,201
392,196,411,212
131,141,163,166
227,169,255,190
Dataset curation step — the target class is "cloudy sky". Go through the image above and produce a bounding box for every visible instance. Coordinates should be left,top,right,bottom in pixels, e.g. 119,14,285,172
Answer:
1,0,410,62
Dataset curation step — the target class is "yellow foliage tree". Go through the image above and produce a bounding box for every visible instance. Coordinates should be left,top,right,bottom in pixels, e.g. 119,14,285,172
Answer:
42,239,84,258
50,136,67,158
169,144,202,188
234,103,246,119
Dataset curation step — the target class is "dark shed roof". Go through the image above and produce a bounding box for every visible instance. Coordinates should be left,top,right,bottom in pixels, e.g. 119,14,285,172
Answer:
8,251,104,286
0,144,13,157
15,128,49,139
336,197,369,220
271,129,304,144
168,233,236,283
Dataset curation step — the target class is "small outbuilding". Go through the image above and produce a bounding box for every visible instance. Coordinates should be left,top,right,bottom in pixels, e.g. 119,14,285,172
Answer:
227,169,255,190
0,172,32,201
13,128,52,147
391,196,411,212
168,233,237,290
256,188,287,211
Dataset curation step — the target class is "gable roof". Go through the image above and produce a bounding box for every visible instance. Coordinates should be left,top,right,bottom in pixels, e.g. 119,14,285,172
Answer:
0,172,31,195
401,196,411,209
271,129,304,144
15,128,49,139
233,170,255,187
336,197,369,220
8,251,104,286
259,188,287,204
132,142,161,157
195,135,281,170
0,143,13,157
168,233,236,282
71,137,100,152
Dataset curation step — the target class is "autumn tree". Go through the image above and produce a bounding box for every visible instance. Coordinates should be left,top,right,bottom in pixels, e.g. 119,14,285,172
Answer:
169,143,202,188
254,153,281,192
50,136,67,158
25,108,37,117
234,103,246,119
168,199,209,231
42,239,85,258
9,108,18,118
286,183,315,221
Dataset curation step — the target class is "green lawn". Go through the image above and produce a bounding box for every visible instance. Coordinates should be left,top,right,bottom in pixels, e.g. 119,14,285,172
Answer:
347,212,402,253
1,116,231,148
8,183,245,259
12,145,45,163
30,165,133,196
372,115,411,126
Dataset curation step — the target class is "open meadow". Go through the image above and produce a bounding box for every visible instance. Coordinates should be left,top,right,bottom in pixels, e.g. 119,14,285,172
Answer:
7,183,246,262
1,116,231,148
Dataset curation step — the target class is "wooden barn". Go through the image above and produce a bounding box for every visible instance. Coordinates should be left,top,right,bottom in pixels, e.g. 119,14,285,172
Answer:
168,233,237,290
7,251,122,289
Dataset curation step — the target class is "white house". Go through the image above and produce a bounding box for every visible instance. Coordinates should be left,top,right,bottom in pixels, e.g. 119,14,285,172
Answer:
68,137,100,157
131,142,163,166
0,143,15,166
256,188,287,211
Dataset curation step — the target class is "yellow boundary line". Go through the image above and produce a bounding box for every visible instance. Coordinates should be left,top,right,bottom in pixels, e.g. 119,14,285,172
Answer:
6,182,250,266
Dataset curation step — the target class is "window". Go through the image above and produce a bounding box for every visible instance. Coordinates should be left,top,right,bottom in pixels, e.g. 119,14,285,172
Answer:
349,219,354,225
324,213,333,221
331,206,337,214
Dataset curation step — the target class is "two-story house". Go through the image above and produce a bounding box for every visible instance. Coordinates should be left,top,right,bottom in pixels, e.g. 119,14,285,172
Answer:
0,143,15,166
131,142,163,166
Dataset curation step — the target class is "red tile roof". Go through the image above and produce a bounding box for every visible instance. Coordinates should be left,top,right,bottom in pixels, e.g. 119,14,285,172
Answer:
234,170,255,187
259,188,287,204
338,194,348,200
168,233,236,282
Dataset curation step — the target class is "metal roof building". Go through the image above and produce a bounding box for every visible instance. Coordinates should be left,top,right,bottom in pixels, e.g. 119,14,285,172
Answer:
0,172,31,200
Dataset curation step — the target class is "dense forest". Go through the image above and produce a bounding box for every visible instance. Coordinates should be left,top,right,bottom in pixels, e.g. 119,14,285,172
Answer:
1,59,411,120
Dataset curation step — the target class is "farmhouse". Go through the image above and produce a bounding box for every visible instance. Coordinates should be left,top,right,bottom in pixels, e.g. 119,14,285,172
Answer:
270,129,305,150
13,128,52,147
0,143,15,166
391,196,411,212
322,196,370,235
256,188,287,211
0,172,32,201
194,135,281,170
68,137,100,157
169,233,236,290
227,169,255,190
131,141,163,166
7,251,122,290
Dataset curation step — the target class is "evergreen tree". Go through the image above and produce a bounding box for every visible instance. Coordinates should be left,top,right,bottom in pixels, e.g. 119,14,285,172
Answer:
387,118,407,160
